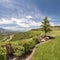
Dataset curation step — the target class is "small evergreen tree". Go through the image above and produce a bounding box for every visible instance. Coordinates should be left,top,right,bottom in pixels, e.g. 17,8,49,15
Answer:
41,16,51,37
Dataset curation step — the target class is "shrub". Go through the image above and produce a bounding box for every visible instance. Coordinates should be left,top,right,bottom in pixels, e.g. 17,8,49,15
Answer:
23,40,36,53
12,44,25,57
33,36,38,44
0,48,6,60
0,38,37,59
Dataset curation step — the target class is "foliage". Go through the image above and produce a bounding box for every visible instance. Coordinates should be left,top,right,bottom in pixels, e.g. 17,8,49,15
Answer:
13,45,25,56
11,39,37,57
0,48,6,60
41,16,51,36
23,40,36,53
11,29,42,41
33,36,38,44
0,38,37,59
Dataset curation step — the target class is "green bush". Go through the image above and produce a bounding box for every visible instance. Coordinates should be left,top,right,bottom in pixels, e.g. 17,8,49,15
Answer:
23,40,36,53
12,39,36,56
0,38,37,59
33,36,38,44
0,55,5,60
0,48,6,60
13,46,25,56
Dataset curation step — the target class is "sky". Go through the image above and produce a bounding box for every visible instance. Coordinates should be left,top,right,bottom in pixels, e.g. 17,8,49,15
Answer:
0,0,60,31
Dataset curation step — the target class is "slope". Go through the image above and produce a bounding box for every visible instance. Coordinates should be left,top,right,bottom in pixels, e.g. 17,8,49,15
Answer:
31,27,60,60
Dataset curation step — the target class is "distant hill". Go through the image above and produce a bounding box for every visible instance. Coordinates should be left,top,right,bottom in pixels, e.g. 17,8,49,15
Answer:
51,26,60,28
0,28,15,35
11,28,42,41
0,26,60,41
0,28,7,34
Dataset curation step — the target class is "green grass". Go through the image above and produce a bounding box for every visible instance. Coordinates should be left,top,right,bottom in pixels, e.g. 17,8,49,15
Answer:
31,36,60,60
0,27,60,60
11,29,42,41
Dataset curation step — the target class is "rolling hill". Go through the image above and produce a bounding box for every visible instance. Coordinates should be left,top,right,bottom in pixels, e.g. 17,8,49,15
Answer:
31,27,60,60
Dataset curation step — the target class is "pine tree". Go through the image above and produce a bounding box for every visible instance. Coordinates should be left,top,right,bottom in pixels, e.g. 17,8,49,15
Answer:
41,16,51,37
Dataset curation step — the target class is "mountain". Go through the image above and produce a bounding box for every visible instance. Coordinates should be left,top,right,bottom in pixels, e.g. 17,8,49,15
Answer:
0,28,15,35
0,28,6,33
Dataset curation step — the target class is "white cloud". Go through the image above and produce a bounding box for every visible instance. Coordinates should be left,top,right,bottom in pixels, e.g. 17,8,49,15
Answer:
0,17,42,31
48,17,52,21
11,17,41,28
50,22,60,26
0,0,54,31
50,22,55,26
3,26,25,31
16,23,30,28
0,18,13,24
3,26,17,31
28,20,42,26
3,26,32,31
26,16,32,19
0,17,59,31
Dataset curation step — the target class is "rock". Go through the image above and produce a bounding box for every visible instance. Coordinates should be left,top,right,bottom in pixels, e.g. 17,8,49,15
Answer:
12,58,17,60
45,37,50,40
41,39,46,42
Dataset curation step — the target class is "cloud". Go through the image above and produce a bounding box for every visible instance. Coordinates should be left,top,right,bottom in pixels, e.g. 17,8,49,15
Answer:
0,18,13,24
48,17,60,26
0,16,60,31
0,0,44,19
11,16,41,27
26,16,32,19
3,26,32,31
50,22,55,26
50,22,60,26
0,17,42,31
0,0,59,31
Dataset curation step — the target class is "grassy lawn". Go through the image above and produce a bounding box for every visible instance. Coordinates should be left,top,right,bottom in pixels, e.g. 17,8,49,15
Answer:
31,36,60,60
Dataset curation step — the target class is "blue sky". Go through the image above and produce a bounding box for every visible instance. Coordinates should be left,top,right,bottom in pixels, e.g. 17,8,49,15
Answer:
0,0,60,31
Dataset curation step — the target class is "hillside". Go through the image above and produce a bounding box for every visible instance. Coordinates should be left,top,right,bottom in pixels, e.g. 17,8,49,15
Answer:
0,28,13,35
11,28,42,41
31,36,60,60
11,26,60,41
0,26,60,42
0,26,60,60
31,27,60,60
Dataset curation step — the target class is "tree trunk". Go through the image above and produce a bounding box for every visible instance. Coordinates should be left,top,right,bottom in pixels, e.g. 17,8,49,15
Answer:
45,32,46,37
44,29,46,37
